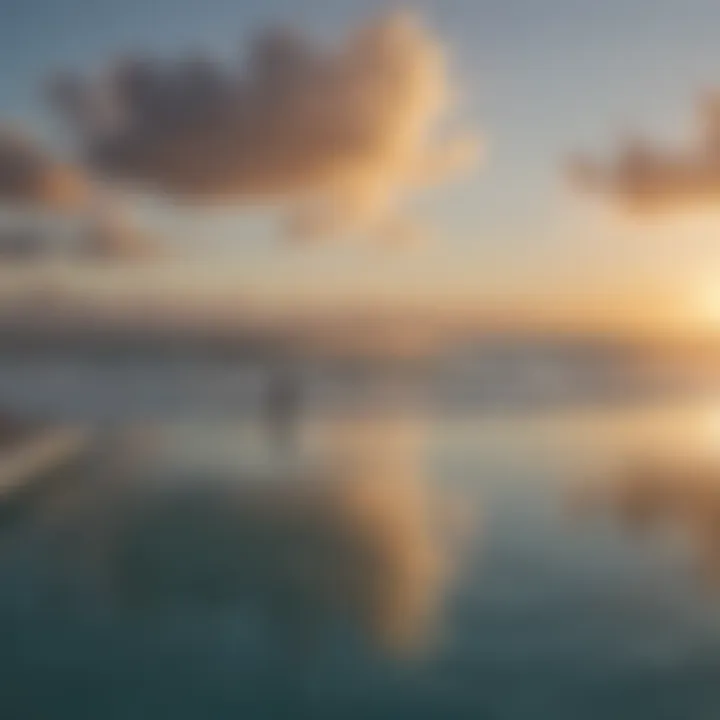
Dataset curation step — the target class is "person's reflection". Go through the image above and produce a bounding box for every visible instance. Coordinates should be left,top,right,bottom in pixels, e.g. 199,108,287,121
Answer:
0,408,33,448
264,362,302,459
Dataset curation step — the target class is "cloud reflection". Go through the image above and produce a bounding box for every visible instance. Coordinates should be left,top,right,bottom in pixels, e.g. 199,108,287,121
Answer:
573,457,720,589
5,414,473,658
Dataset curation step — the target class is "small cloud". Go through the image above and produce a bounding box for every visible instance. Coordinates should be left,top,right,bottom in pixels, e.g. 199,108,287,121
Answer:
0,127,89,211
51,11,481,240
78,205,161,262
568,93,720,214
0,128,159,263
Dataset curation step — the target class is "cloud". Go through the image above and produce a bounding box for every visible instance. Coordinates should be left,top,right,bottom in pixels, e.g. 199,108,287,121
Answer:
50,11,480,239
0,128,159,262
0,214,160,263
569,93,720,213
78,205,161,262
0,127,89,210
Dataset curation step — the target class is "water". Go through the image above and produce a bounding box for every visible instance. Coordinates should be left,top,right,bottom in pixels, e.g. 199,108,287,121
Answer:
2,354,720,718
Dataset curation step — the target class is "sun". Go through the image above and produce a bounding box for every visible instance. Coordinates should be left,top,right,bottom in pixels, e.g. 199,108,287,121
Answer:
691,283,720,329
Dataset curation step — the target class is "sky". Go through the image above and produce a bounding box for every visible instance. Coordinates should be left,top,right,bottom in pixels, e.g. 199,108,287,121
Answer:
2,0,720,326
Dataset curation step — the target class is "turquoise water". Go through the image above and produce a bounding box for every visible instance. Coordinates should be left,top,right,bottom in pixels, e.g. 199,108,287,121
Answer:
2,362,720,717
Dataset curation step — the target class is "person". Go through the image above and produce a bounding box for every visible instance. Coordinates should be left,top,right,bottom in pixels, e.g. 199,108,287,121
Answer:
264,363,301,458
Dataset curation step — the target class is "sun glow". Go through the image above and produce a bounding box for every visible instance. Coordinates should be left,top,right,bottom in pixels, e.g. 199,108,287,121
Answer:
691,282,720,328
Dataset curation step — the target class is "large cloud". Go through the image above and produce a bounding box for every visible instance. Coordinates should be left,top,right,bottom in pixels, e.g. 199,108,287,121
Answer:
50,12,480,239
0,127,89,210
569,93,720,213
